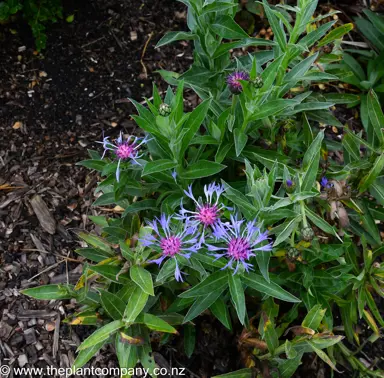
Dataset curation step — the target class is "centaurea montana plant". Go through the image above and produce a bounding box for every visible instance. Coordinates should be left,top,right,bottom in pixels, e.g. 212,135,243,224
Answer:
141,214,200,282
206,215,272,274
98,131,149,181
23,0,384,376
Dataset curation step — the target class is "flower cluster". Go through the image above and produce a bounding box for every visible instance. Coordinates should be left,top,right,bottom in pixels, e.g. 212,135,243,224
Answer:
98,131,149,182
141,183,272,281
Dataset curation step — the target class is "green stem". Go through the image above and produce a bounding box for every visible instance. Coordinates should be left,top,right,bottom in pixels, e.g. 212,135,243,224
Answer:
300,201,308,228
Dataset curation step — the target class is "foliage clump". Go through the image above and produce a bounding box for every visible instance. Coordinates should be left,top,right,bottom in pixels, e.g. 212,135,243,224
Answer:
23,0,384,377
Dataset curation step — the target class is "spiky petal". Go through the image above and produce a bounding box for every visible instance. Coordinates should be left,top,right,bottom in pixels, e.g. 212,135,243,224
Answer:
97,131,149,182
140,214,200,282
179,183,226,242
227,71,250,94
206,215,272,274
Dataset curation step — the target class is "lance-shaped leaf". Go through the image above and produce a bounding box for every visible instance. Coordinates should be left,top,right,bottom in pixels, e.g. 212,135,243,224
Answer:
135,313,178,334
301,131,324,192
130,266,154,296
242,273,300,302
179,270,228,298
77,320,125,351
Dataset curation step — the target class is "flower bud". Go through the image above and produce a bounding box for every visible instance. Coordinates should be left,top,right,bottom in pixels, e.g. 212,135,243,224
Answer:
251,76,263,88
285,179,295,193
287,247,300,261
301,227,315,242
159,103,171,117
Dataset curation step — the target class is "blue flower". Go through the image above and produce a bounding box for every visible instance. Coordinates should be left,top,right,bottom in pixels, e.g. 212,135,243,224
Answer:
320,177,332,189
286,179,293,187
140,214,200,282
98,131,149,182
178,183,227,243
206,215,272,274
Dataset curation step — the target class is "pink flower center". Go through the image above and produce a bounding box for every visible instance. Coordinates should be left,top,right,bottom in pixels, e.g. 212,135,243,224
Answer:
160,236,182,257
116,143,136,160
197,204,219,226
228,237,251,260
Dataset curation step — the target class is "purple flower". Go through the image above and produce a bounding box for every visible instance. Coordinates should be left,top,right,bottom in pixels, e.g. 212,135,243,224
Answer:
320,177,332,189
140,214,200,282
286,179,293,187
227,71,250,94
179,183,226,243
206,215,272,274
98,131,149,182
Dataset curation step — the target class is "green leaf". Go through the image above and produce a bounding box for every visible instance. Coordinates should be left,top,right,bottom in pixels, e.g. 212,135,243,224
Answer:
363,10,384,34
242,273,300,303
299,20,336,47
184,324,196,358
93,192,116,206
66,14,75,23
135,313,177,334
122,199,158,217
273,216,301,247
262,0,286,50
302,305,326,330
203,1,238,14
76,159,107,171
130,266,154,296
78,232,114,255
210,298,232,330
305,205,342,241
183,289,224,323
115,333,138,377
284,53,319,84
228,273,246,325
367,89,384,145
234,128,248,157
180,160,226,179
91,265,131,284
72,340,107,371
355,18,384,52
21,284,74,300
249,100,299,121
256,250,270,282
307,342,341,372
77,320,125,351
179,270,228,298
156,258,177,282
155,31,196,48
278,353,303,378
263,314,279,354
100,290,126,320
75,248,113,263
142,160,178,176
180,99,212,156
123,285,149,323
222,181,256,220
323,93,360,104
371,180,384,206
301,131,324,192
210,15,249,39
359,154,384,193
317,23,354,47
